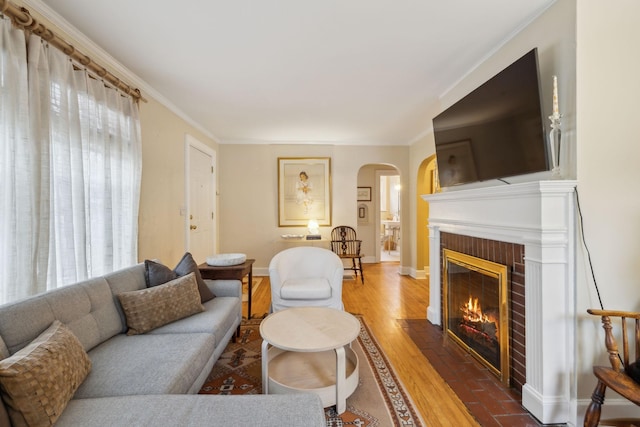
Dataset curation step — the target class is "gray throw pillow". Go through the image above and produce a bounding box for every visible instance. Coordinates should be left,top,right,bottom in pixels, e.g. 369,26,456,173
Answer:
144,252,215,303
144,260,177,287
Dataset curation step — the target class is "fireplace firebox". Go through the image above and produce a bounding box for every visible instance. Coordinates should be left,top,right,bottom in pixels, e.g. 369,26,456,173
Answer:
443,249,510,384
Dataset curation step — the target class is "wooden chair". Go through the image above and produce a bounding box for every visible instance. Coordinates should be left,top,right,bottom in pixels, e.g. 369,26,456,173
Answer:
330,226,364,284
584,309,640,427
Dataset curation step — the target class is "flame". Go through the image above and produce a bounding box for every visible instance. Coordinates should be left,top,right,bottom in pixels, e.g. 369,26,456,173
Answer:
462,296,491,323
460,295,500,341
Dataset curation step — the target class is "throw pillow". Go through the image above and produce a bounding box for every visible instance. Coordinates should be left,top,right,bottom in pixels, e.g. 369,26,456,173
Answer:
118,272,204,335
0,320,91,427
626,357,640,384
144,259,177,288
145,252,215,303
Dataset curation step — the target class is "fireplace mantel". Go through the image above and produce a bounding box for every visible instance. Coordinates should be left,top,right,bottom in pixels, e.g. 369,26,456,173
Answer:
422,180,577,425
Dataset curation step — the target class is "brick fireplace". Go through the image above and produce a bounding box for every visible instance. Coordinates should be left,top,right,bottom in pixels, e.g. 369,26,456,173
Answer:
423,180,577,425
441,236,524,390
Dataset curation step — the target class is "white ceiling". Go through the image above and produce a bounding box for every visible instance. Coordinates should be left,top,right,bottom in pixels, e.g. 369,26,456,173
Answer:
38,0,555,145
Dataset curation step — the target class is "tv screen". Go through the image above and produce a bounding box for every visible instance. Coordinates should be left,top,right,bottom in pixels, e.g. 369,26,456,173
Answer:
433,48,548,187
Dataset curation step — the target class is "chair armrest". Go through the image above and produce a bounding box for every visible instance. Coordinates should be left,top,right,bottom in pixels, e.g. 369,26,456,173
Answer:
588,309,640,371
588,309,640,319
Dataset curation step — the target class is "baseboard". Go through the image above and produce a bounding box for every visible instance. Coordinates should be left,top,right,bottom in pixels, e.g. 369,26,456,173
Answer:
411,269,427,279
576,396,640,426
427,306,441,325
253,267,269,276
521,384,570,425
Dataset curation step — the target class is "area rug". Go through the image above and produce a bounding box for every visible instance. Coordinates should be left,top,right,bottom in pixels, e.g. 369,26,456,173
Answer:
199,316,424,427
241,277,262,302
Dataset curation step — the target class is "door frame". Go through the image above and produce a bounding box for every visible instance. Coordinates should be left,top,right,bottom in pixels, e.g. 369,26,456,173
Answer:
184,134,217,255
375,168,401,263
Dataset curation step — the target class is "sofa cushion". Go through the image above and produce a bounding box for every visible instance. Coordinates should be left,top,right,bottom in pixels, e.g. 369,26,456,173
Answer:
118,273,204,335
280,277,332,300
0,320,91,427
74,332,215,398
145,252,215,303
150,296,241,341
0,277,123,355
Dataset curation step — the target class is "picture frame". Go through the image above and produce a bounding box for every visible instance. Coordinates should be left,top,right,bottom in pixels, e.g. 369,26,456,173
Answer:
357,187,371,201
278,157,331,227
436,139,478,187
357,203,369,224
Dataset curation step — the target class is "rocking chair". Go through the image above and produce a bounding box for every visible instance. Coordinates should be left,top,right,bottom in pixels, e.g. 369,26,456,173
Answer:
584,309,640,427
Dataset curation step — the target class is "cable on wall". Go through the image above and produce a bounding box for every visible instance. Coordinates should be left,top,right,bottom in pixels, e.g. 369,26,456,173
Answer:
575,187,604,310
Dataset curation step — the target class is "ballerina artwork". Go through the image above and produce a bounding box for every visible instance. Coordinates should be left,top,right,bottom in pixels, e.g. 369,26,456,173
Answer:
295,171,313,214
278,157,329,227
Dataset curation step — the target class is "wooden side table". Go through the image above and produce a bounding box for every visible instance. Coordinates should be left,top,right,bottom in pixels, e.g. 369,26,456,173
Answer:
198,259,255,318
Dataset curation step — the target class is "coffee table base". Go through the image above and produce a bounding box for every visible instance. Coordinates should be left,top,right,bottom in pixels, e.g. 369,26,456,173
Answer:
265,346,359,414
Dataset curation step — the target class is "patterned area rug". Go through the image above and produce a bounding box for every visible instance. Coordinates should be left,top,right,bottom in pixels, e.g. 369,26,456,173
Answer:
199,316,424,427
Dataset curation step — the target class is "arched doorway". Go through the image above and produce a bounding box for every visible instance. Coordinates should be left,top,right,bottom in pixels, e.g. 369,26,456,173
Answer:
416,155,438,278
355,164,401,265
378,172,400,262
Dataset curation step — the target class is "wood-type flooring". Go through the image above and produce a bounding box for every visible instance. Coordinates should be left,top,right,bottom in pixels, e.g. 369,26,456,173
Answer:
248,261,548,427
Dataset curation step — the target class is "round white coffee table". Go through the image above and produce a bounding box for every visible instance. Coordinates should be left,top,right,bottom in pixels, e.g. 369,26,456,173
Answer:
260,307,360,414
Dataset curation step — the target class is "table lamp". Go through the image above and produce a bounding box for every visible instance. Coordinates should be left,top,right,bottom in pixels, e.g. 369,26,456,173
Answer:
306,219,321,240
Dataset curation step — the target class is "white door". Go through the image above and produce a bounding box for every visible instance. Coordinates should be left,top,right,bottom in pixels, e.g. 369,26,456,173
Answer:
185,135,216,263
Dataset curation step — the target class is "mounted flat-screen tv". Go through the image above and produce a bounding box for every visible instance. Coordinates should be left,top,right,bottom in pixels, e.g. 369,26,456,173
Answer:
433,48,549,188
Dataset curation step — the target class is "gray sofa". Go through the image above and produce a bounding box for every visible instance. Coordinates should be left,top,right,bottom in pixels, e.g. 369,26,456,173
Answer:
0,263,325,426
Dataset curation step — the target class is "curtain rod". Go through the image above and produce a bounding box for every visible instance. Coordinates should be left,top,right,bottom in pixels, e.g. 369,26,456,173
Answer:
0,0,146,102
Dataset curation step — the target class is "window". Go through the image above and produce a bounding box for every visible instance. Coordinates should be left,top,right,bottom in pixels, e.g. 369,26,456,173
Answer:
0,21,141,303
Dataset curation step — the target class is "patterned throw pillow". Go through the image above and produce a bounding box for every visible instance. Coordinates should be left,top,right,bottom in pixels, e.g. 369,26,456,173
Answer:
0,320,91,427
118,273,205,335
145,252,215,303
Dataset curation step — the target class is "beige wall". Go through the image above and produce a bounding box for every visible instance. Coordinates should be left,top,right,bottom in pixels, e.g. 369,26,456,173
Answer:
217,144,409,274
137,99,219,266
574,0,640,419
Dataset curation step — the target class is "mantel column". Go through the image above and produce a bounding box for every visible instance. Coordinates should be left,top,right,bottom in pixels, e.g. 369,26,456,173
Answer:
426,224,441,324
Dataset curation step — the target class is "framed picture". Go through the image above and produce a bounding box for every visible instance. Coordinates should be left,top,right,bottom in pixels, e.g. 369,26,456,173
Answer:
278,157,331,227
436,140,478,187
357,187,371,201
357,203,369,224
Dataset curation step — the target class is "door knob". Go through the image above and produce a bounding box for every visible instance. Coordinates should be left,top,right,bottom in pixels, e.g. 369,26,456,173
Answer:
190,225,197,230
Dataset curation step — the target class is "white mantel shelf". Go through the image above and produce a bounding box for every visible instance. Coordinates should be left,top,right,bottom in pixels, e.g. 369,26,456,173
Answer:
422,180,578,425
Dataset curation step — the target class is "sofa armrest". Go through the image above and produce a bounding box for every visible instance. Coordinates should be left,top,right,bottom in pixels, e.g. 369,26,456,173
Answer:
205,279,242,298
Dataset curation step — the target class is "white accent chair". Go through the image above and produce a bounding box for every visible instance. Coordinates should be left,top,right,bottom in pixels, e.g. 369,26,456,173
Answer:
268,246,344,312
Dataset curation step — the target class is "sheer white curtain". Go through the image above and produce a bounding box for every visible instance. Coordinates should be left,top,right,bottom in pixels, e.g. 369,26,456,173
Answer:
0,16,38,303
0,20,141,304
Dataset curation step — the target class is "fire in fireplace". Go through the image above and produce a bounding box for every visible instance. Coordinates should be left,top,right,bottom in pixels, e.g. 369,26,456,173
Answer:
443,249,510,384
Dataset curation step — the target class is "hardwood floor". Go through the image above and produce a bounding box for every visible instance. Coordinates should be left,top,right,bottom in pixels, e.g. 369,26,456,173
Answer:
247,261,481,427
